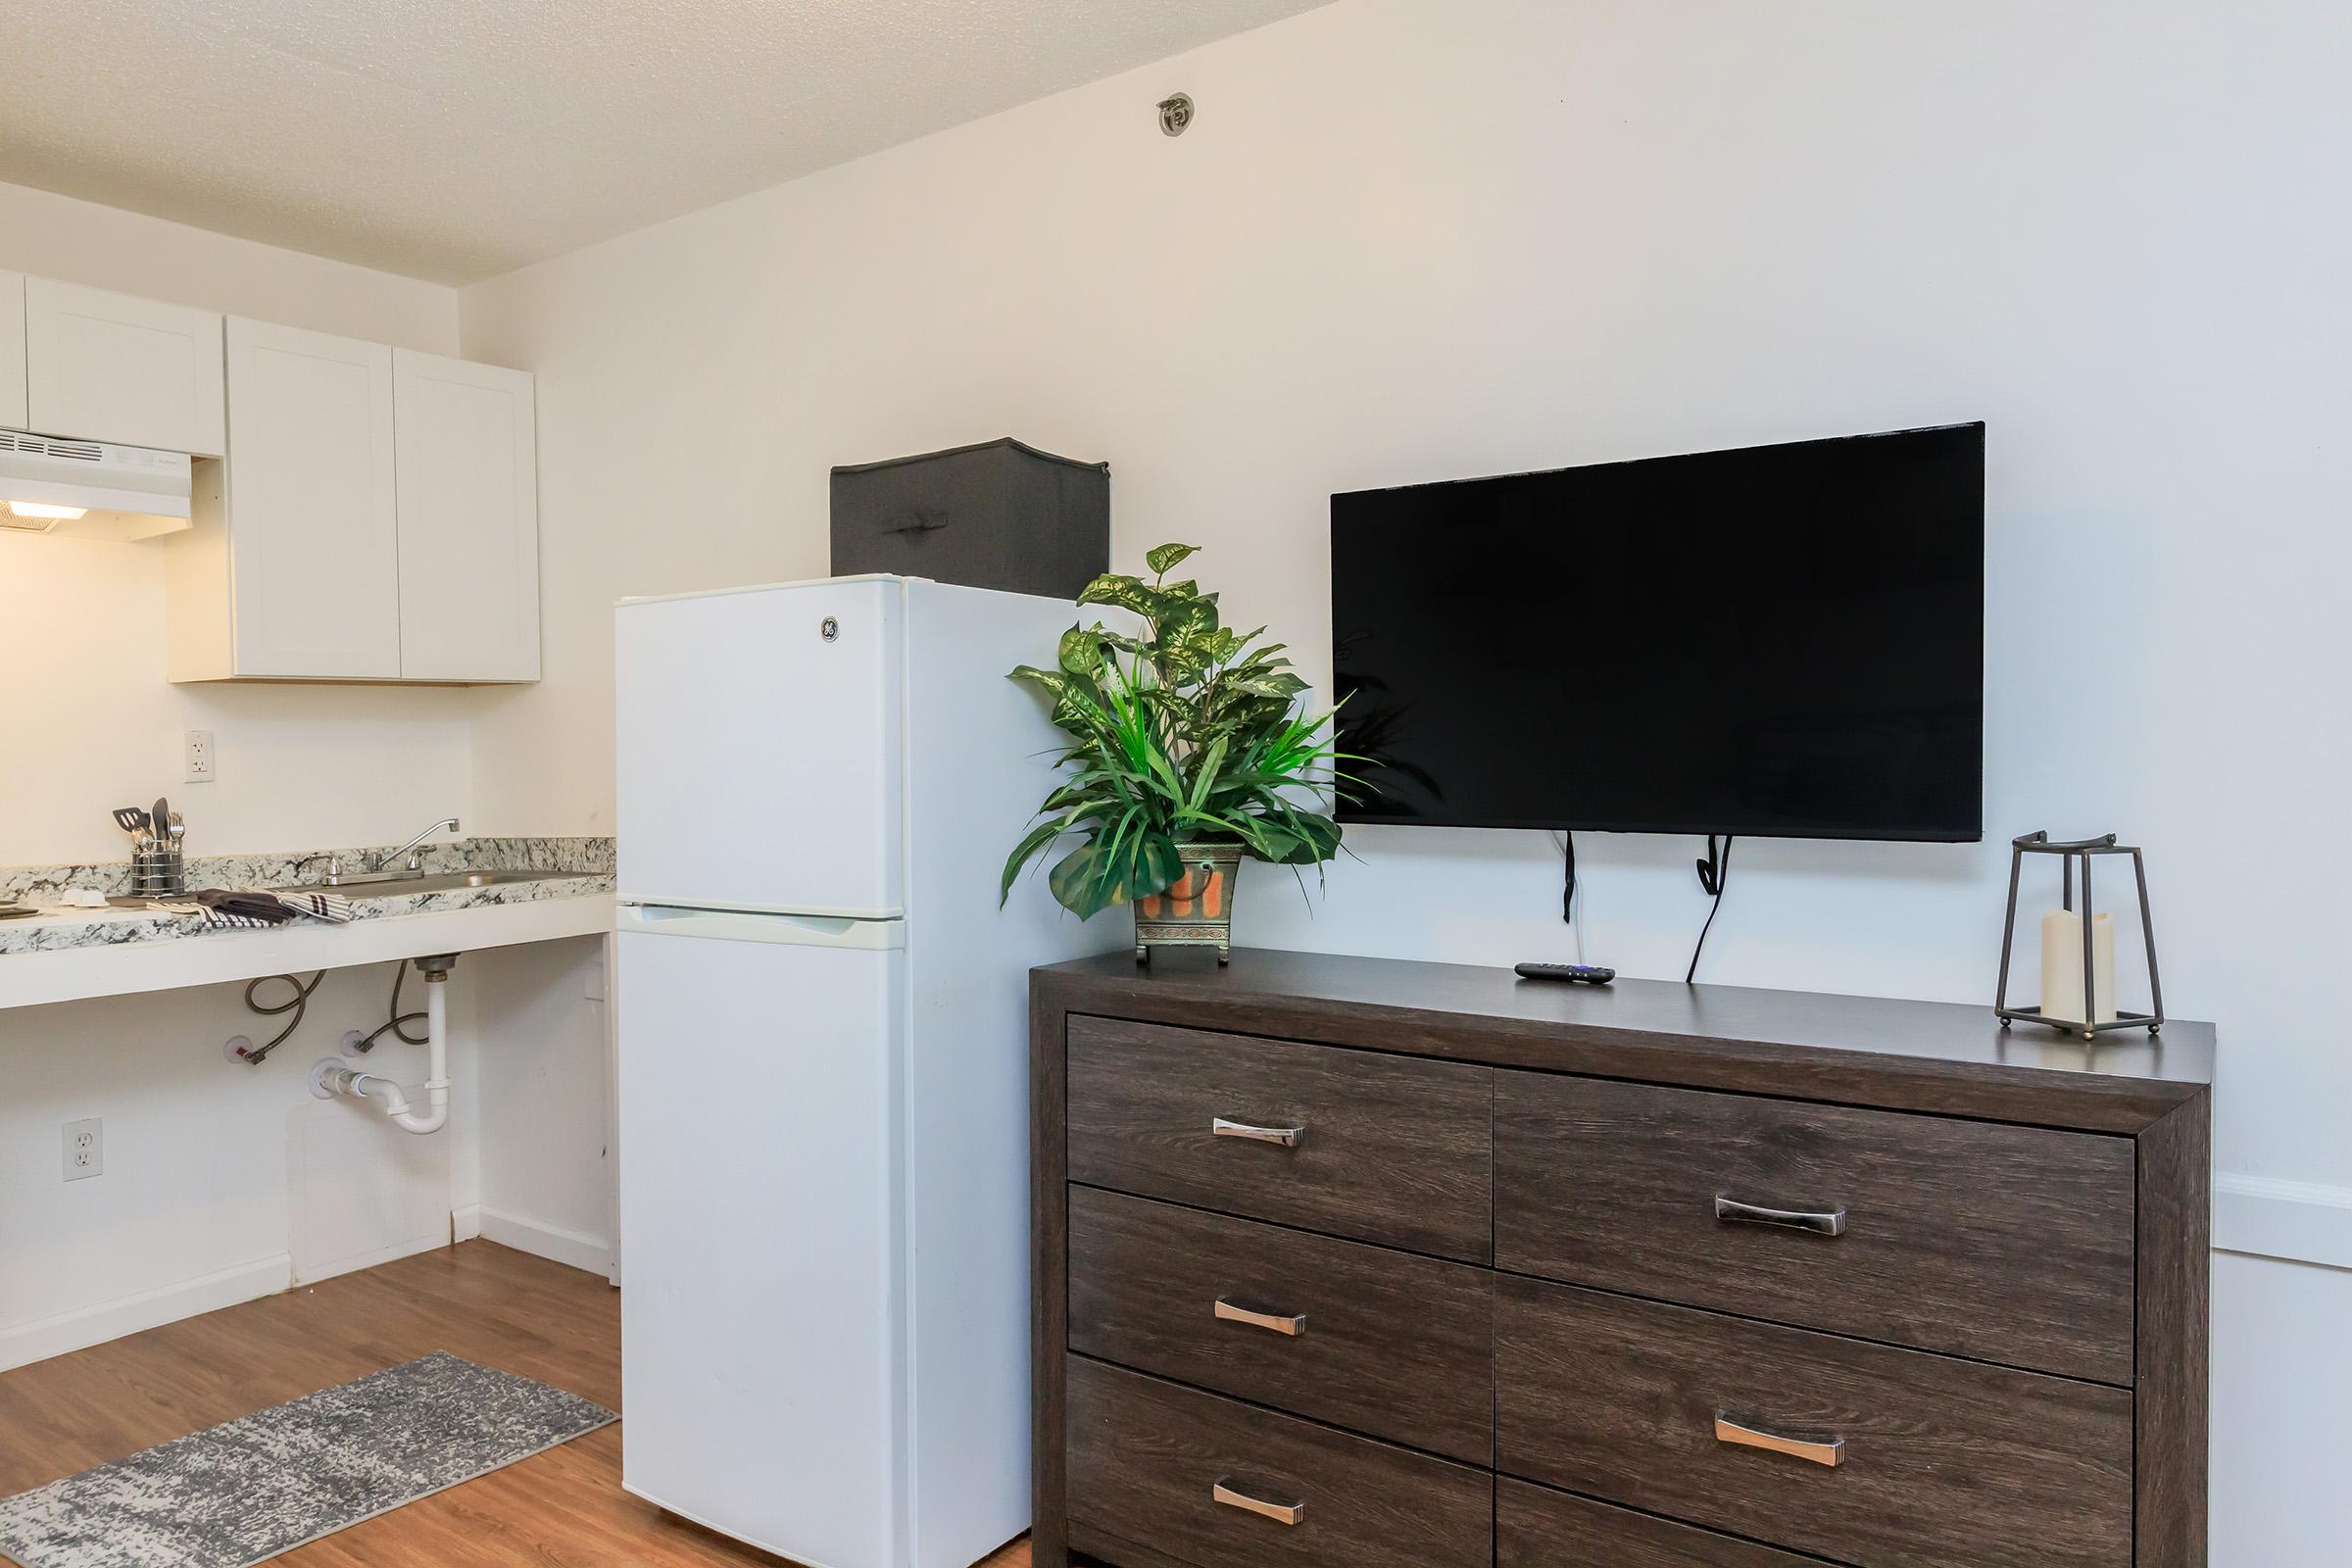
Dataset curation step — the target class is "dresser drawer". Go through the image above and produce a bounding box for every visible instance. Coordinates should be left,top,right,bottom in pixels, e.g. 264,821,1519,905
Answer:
1496,1480,1835,1568
1494,1277,2132,1568
1068,1186,1494,1463
1493,1073,2135,1383
1066,1016,1492,1261
1066,1356,1492,1568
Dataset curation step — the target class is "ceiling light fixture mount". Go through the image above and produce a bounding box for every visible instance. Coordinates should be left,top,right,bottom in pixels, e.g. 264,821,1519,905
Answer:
1158,93,1196,137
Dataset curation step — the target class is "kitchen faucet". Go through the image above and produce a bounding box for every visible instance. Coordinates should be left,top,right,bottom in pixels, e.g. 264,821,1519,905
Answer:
321,816,463,885
372,816,463,872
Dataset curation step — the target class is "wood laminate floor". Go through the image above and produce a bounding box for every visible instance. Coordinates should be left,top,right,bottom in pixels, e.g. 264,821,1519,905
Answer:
0,1240,1032,1567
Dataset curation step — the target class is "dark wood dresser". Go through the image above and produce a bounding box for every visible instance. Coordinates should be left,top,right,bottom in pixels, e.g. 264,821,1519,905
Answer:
1030,949,2213,1568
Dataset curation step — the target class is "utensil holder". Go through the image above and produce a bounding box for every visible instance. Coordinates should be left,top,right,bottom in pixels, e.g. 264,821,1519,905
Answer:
129,845,186,900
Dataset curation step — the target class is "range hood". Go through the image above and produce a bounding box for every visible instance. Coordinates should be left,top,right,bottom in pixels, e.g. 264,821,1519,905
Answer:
0,428,194,542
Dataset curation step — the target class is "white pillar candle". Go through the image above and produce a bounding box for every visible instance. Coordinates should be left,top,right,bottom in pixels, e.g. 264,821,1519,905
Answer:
2040,907,2117,1027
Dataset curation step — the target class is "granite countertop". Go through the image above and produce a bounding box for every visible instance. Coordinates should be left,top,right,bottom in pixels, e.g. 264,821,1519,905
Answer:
0,837,614,957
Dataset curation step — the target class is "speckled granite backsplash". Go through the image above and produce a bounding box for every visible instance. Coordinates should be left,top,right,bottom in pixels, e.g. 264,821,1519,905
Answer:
0,836,614,903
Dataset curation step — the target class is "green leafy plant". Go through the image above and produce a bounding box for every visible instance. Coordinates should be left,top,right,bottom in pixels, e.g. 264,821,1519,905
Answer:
1002,542,1355,919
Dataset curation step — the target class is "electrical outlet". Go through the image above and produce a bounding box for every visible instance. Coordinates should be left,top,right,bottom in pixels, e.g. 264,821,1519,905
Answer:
184,729,217,783
64,1118,102,1182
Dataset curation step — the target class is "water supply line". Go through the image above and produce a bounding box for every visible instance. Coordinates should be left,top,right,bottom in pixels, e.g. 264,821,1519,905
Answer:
309,954,458,1136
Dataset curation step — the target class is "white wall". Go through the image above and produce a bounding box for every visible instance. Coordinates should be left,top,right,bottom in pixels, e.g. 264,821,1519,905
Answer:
467,935,614,1276
0,181,455,352
2212,1252,2352,1563
0,183,513,1366
0,964,469,1369
459,1,2352,1557
0,538,477,866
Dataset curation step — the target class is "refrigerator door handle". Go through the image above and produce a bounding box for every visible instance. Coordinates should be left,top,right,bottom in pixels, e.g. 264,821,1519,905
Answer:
617,904,907,950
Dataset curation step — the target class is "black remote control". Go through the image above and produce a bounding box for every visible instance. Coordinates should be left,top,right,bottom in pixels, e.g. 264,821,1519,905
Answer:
1514,962,1615,984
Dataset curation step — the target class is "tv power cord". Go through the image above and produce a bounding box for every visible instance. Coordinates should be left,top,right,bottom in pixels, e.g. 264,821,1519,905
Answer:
1687,834,1734,983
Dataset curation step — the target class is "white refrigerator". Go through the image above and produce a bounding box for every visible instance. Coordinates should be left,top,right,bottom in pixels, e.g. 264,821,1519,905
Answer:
612,574,1119,1568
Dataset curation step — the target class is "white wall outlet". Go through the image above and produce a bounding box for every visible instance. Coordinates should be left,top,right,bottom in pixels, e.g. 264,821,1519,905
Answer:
64,1117,102,1181
183,728,217,783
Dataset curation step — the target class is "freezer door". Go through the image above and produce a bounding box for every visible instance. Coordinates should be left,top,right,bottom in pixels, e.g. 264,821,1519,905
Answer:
616,922,906,1568
616,578,904,916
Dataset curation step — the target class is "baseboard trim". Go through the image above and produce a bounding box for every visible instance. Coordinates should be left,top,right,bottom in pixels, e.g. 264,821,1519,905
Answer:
2214,1173,2352,1273
452,1203,485,1244
476,1206,612,1277
293,1231,454,1289
0,1254,293,1374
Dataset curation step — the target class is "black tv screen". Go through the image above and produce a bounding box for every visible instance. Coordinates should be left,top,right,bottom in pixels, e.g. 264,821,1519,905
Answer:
1331,423,1984,842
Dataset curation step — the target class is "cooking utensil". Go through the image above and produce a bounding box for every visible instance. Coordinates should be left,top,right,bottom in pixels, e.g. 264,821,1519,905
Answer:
113,807,148,835
153,798,171,841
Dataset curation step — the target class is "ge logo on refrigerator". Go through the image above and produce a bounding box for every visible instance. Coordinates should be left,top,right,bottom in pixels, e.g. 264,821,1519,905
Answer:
819,616,839,642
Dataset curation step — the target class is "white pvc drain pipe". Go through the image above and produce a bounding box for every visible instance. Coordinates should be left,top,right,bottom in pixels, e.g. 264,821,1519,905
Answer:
310,956,456,1136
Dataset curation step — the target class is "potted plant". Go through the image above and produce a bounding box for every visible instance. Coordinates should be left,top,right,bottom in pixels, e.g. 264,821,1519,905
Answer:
1001,543,1350,962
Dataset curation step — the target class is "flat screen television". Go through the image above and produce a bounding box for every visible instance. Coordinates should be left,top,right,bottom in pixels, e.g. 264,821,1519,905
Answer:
1331,423,1984,842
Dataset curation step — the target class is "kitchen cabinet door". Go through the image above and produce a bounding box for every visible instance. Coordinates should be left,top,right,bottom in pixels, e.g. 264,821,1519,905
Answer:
223,318,400,676
0,272,25,430
392,349,540,680
24,278,224,454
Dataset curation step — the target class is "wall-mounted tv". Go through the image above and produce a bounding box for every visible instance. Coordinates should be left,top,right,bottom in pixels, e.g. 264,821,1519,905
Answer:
1331,423,1984,843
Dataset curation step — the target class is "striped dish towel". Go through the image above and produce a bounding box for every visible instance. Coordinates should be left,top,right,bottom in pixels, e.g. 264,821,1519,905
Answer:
155,890,358,929
271,890,357,923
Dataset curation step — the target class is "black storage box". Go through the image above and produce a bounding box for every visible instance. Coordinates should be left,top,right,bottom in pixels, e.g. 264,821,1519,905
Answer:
830,438,1109,600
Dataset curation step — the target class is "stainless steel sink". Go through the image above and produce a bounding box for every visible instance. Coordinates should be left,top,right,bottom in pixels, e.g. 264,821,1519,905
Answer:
304,868,427,888
279,869,571,898
397,869,571,896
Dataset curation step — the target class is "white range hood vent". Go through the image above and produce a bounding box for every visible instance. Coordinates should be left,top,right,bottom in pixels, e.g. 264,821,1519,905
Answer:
0,428,195,542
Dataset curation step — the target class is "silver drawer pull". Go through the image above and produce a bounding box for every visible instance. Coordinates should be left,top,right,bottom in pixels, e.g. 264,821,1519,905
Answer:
1714,1413,1845,1468
1213,1116,1304,1148
1715,1195,1847,1238
1215,1298,1307,1336
1212,1480,1306,1526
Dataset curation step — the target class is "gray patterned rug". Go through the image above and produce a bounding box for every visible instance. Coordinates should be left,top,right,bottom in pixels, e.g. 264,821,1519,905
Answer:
0,1351,616,1568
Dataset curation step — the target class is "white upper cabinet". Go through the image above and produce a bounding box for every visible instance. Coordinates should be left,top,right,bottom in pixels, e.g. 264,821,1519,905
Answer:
393,350,541,681
0,271,25,430
218,318,401,677
0,272,549,684
24,278,225,455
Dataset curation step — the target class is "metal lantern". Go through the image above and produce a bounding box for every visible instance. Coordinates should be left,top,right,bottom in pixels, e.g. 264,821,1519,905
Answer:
1994,831,2165,1039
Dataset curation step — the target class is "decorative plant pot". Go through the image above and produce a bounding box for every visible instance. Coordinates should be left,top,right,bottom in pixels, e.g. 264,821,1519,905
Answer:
1134,842,1244,964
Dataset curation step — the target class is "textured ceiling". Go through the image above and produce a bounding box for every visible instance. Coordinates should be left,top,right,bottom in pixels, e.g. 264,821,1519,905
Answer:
2,0,1328,284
